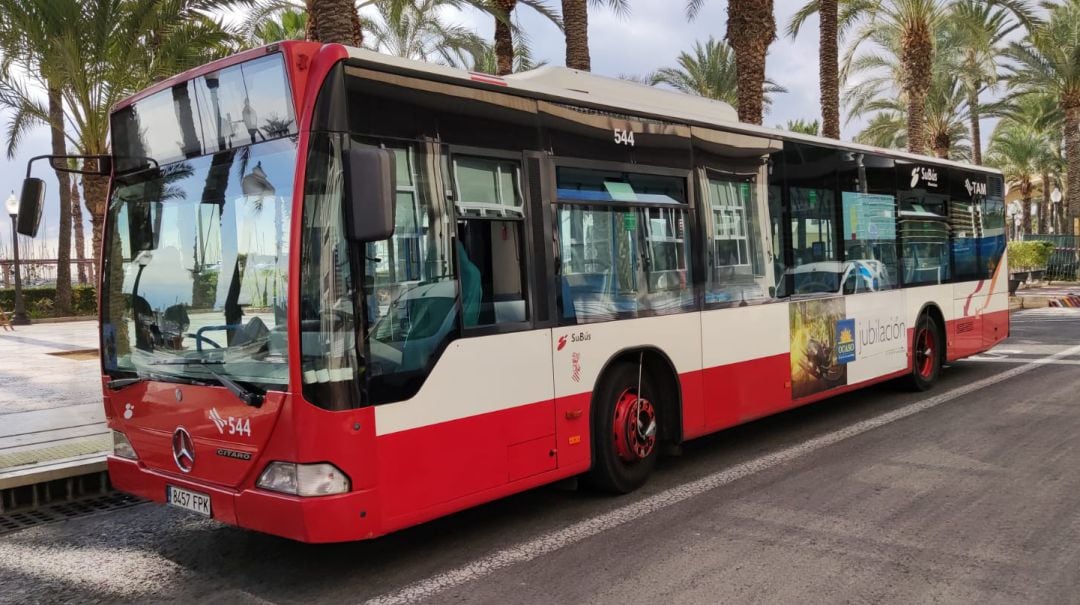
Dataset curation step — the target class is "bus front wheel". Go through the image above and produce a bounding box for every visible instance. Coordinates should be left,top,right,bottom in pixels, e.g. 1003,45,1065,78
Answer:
586,361,661,494
907,314,943,391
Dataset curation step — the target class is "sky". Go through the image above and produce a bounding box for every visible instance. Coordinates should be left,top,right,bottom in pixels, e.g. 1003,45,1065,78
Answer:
0,0,1001,260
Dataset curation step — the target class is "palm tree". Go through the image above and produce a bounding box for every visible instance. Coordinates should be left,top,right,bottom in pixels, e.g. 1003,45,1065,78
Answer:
844,15,987,160
1006,0,1080,233
999,92,1063,233
988,121,1041,236
651,37,787,108
363,0,490,67
787,0,863,138
561,0,628,71
0,0,81,314
943,1,1017,165
782,118,821,135
36,0,237,272
845,26,973,160
837,0,1034,155
488,0,560,76
472,36,545,74
686,0,777,125
246,6,308,44
306,0,363,45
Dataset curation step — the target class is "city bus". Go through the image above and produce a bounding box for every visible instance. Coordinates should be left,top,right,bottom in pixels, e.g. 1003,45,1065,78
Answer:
18,41,1008,543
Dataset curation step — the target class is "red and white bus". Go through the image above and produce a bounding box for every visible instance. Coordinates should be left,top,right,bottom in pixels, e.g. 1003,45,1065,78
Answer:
21,41,1008,542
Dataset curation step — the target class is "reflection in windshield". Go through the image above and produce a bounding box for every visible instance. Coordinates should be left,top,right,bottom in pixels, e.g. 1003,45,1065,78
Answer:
102,138,296,387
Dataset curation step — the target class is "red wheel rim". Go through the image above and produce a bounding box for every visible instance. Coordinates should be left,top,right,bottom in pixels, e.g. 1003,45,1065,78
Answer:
612,388,657,462
915,327,936,379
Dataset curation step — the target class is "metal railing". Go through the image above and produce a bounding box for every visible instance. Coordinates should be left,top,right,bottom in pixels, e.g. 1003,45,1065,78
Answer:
0,259,96,288
1025,235,1080,282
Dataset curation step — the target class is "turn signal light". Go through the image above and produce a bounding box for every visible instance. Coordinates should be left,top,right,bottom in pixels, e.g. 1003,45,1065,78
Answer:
256,462,351,496
112,430,138,460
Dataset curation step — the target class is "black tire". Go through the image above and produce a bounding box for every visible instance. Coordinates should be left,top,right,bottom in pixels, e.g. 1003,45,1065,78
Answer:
584,361,661,494
906,314,943,391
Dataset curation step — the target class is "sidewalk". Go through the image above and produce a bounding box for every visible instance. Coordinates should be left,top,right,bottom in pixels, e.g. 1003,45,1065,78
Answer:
0,320,107,491
1012,281,1080,310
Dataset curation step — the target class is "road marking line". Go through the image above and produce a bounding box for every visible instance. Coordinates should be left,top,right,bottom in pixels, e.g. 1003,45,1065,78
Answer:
365,342,1080,605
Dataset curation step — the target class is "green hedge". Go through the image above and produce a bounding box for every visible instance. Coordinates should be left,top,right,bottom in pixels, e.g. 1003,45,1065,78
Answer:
1008,240,1055,272
0,285,96,318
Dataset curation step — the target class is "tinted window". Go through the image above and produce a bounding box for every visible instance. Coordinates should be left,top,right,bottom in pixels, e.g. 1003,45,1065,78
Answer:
786,143,840,294
704,170,771,303
841,191,898,291
453,155,530,328
556,168,693,322
898,161,951,286
112,54,295,171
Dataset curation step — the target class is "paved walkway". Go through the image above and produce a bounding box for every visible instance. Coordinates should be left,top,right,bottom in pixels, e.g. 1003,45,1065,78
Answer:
0,320,107,489
1015,281,1080,298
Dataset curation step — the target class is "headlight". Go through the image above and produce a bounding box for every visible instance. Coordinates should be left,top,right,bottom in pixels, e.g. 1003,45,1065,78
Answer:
112,430,138,460
256,462,350,496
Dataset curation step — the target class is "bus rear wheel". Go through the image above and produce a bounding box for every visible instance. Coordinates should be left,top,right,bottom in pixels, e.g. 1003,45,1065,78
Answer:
586,361,661,494
907,314,943,391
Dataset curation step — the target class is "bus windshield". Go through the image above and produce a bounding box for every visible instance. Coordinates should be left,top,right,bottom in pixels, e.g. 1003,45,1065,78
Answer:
102,138,296,388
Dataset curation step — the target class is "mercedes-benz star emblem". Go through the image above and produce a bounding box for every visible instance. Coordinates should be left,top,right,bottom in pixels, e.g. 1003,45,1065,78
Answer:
172,427,195,473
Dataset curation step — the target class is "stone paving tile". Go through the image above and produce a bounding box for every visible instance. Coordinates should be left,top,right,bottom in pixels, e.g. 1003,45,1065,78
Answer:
0,320,100,416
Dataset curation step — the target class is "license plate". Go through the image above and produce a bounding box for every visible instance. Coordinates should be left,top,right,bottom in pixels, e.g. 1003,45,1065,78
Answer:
166,485,211,517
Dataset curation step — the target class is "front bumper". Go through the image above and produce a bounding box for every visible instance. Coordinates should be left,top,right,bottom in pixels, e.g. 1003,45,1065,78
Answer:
108,456,380,543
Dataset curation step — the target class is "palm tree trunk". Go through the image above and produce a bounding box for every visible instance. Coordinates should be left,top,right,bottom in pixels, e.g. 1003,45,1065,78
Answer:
819,0,839,139
1042,171,1051,234
304,0,362,46
563,0,590,71
1066,104,1080,235
47,85,72,316
900,20,933,155
726,0,776,125
71,179,88,285
931,131,950,159
494,0,518,76
968,88,982,165
82,163,109,282
1022,184,1032,236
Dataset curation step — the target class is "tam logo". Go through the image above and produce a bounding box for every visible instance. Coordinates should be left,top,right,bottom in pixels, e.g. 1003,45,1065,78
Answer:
965,178,987,197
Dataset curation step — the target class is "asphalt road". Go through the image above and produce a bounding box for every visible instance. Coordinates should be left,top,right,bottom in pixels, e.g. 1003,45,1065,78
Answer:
3,307,1080,604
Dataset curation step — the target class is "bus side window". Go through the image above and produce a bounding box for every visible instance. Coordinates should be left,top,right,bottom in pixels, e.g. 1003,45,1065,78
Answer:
703,170,771,304
453,155,530,328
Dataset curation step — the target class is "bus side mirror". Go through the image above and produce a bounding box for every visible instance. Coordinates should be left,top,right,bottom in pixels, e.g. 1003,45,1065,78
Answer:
16,178,45,237
344,146,396,243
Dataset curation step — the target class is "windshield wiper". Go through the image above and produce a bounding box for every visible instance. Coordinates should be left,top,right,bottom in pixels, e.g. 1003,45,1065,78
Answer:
107,372,211,390
152,358,264,407
107,377,146,390
150,358,225,366
209,369,265,408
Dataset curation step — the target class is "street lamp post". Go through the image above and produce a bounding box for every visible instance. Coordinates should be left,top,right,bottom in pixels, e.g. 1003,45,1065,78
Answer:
6,192,30,325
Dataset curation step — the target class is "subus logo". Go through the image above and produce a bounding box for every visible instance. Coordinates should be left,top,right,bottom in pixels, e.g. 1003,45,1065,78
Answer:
910,167,939,189
965,178,987,197
557,331,592,351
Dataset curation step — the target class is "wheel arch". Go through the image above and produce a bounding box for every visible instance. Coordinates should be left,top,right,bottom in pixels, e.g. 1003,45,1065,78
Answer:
590,345,684,445
915,302,947,360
